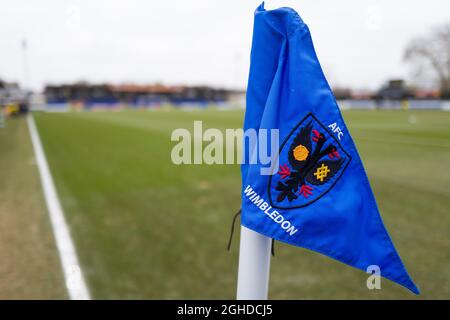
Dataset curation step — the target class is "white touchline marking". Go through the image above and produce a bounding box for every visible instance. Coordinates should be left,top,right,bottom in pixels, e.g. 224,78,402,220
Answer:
27,114,91,300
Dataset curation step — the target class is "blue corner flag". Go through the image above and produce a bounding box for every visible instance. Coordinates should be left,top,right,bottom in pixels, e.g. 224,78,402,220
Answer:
241,3,419,294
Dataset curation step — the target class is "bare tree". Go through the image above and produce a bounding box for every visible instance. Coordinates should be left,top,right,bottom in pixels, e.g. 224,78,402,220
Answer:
404,24,450,98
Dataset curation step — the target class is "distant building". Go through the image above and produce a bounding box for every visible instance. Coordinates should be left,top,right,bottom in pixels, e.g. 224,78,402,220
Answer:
43,82,241,107
44,82,116,105
0,79,29,114
412,89,440,99
332,87,352,100
374,79,414,100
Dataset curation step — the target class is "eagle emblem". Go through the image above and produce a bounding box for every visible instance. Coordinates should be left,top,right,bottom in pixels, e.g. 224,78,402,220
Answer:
268,113,351,209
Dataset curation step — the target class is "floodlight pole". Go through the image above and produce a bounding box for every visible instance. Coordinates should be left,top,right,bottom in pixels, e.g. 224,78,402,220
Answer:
236,225,271,300
21,39,30,91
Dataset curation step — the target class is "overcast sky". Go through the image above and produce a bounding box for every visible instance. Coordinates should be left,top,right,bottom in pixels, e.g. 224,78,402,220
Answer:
0,0,449,91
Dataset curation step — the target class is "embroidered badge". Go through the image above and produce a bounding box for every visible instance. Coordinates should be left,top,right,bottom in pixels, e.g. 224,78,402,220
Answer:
268,113,351,209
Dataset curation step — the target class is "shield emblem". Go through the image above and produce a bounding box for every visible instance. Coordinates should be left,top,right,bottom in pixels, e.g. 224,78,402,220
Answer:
268,113,351,209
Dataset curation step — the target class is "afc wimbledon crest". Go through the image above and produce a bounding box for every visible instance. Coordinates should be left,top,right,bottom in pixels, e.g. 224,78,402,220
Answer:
269,113,351,209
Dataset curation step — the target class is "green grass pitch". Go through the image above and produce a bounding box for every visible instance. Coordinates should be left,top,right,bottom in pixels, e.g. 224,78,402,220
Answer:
0,118,67,299
28,109,450,299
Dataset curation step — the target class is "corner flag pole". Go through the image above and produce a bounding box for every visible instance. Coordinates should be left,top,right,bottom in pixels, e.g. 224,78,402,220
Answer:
236,225,272,299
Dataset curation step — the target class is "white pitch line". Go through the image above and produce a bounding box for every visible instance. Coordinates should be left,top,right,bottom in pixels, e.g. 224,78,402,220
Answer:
27,114,91,300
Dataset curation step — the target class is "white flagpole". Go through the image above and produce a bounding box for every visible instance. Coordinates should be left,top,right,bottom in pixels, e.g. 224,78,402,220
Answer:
236,225,272,300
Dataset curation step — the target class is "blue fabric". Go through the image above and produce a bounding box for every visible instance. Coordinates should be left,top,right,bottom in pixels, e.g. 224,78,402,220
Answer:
241,3,419,294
